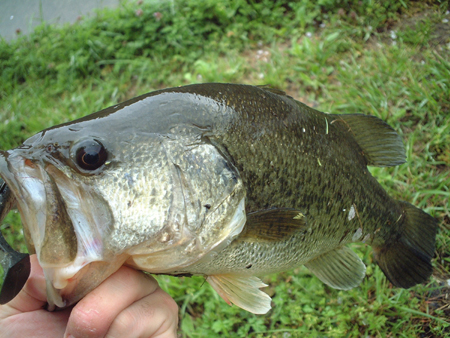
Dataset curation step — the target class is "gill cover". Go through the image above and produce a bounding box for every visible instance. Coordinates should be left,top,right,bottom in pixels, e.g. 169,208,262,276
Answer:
125,137,247,273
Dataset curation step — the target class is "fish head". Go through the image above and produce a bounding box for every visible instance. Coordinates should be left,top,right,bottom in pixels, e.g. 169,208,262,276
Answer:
0,92,246,309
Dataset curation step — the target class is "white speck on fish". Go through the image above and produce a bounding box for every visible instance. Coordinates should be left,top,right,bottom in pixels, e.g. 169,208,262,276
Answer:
362,234,371,243
352,228,363,241
348,205,356,221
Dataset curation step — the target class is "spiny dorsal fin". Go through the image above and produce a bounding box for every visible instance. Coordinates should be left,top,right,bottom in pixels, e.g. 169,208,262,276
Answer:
333,114,406,167
305,246,366,290
257,85,291,97
206,274,271,314
239,208,307,242
373,201,437,288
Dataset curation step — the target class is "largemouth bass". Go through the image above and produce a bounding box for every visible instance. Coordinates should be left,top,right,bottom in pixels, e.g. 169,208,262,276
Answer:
0,83,437,314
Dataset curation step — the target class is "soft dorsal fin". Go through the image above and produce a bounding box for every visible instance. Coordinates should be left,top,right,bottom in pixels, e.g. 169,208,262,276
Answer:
305,246,366,290
206,274,271,314
239,208,307,242
334,114,406,167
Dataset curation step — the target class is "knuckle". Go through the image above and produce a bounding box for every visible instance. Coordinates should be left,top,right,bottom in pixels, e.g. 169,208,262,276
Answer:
162,292,179,320
106,308,139,337
152,290,179,335
68,302,103,337
106,289,179,338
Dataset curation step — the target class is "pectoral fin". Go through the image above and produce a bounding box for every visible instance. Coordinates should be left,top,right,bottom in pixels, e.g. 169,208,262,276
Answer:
206,274,271,314
305,246,366,290
239,208,307,243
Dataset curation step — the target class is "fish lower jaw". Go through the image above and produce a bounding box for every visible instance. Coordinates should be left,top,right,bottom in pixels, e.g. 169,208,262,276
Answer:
42,261,88,310
43,254,129,311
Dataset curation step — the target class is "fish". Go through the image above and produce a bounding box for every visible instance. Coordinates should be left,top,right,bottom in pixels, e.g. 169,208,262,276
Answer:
0,83,437,314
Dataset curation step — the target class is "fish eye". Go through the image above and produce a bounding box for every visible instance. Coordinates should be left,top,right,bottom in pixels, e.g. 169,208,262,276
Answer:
75,140,107,171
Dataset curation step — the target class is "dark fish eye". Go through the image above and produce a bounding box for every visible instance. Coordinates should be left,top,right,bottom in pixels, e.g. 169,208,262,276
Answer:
75,140,107,171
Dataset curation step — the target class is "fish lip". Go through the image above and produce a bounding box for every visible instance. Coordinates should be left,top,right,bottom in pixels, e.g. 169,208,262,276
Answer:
0,151,47,252
0,151,21,198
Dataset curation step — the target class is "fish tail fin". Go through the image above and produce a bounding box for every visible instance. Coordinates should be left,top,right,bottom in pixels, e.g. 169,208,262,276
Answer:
373,201,438,288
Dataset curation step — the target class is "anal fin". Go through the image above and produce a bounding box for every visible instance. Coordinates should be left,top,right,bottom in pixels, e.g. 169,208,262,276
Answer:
305,246,366,290
206,274,271,314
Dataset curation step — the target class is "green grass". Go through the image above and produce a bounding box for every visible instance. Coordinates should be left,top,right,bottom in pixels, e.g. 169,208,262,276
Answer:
1,0,449,337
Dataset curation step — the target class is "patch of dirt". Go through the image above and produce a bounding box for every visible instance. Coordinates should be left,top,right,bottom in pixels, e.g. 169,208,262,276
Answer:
376,3,450,57
414,282,450,337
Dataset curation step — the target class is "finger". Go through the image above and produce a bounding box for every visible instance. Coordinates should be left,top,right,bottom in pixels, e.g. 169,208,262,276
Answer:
105,287,178,338
1,254,47,314
0,307,71,338
64,266,160,338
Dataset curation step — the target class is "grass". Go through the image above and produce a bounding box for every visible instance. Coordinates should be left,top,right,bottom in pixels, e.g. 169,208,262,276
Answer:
1,0,449,337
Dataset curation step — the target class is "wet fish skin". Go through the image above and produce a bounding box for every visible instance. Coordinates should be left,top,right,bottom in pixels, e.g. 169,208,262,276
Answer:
0,83,437,314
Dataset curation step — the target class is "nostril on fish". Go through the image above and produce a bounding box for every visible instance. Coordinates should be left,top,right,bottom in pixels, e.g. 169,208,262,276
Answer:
24,159,35,168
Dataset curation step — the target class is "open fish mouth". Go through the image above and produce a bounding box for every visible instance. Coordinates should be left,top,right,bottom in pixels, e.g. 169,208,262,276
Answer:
0,150,120,310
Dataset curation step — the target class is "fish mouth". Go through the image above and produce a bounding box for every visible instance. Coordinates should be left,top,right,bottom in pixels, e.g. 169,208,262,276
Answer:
0,150,119,310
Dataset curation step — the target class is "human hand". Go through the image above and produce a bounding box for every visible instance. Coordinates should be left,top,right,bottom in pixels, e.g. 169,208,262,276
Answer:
0,255,178,338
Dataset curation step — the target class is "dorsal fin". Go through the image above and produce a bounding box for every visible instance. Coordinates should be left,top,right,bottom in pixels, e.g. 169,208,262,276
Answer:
333,114,406,167
257,85,291,97
239,208,307,242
